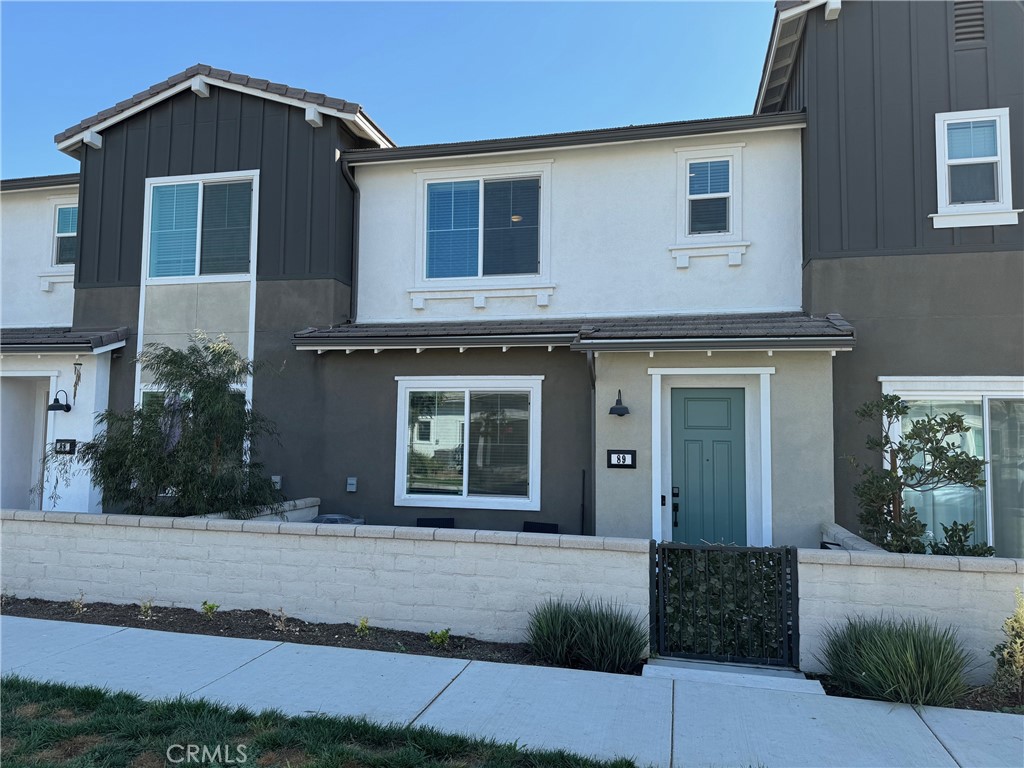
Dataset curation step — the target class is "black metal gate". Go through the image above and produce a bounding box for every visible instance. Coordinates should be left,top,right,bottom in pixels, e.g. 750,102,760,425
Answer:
651,542,799,667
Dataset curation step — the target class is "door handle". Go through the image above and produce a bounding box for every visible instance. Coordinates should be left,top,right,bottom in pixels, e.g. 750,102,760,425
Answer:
672,502,679,527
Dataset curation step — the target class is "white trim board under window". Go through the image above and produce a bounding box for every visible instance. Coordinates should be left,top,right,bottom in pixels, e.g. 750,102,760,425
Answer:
670,144,749,269
931,108,1020,229
141,170,260,284
411,161,553,309
394,376,543,512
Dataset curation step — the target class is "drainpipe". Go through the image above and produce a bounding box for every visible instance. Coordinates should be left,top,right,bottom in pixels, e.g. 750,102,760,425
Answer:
340,156,360,323
586,349,597,535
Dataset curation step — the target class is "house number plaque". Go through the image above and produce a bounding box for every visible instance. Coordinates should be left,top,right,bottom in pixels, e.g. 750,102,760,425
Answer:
54,439,77,455
607,450,637,469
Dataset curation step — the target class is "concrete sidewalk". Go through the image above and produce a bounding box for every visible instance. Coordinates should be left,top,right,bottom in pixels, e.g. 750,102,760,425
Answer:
2,616,1021,767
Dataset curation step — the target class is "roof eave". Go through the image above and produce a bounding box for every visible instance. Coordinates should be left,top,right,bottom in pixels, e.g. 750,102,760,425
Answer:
346,112,806,165
293,333,578,352
570,336,855,352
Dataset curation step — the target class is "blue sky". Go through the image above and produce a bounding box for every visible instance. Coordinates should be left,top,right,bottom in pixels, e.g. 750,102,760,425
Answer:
1,1,775,178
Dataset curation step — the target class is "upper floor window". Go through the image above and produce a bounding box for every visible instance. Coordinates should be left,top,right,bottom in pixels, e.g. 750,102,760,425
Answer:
932,108,1018,229
687,160,731,234
145,171,258,279
426,178,540,279
54,205,78,265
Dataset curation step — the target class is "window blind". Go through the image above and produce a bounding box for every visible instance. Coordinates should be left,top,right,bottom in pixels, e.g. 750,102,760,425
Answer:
149,183,199,278
200,181,252,274
56,206,78,235
483,179,539,276
947,120,997,159
427,181,479,278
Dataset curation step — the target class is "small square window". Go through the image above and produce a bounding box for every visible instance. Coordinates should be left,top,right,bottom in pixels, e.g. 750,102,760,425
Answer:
54,205,78,265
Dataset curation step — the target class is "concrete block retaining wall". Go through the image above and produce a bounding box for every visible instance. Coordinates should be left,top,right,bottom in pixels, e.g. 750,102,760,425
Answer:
0,510,650,643
798,544,1024,684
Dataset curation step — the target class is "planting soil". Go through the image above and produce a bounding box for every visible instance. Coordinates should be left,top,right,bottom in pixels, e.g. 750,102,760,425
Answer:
2,596,535,666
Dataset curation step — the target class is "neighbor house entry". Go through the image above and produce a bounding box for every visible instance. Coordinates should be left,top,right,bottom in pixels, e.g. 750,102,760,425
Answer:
671,387,746,545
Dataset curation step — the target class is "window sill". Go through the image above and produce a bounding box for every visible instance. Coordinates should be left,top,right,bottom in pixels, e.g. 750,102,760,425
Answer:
38,269,75,292
930,209,1021,229
395,494,540,512
409,284,556,310
668,241,750,269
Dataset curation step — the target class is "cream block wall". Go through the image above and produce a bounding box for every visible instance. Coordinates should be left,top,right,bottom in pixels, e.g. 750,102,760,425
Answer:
594,351,836,547
0,512,650,642
799,548,1024,684
140,281,250,385
355,128,803,322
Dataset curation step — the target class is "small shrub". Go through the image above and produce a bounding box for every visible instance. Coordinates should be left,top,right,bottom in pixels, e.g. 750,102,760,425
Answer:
527,597,648,674
818,615,970,707
70,591,88,616
355,617,371,638
427,628,452,648
201,600,220,619
991,589,1024,706
269,607,293,633
929,520,995,557
138,599,155,621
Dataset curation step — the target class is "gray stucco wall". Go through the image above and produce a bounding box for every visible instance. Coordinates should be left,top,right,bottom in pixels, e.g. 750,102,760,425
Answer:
251,285,592,532
593,350,836,548
805,251,1024,531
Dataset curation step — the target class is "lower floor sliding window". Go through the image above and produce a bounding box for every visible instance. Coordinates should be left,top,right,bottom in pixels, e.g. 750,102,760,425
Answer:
882,378,1024,558
395,377,542,511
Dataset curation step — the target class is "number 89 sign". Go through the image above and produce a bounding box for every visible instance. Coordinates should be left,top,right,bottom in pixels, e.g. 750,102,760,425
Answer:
606,450,637,469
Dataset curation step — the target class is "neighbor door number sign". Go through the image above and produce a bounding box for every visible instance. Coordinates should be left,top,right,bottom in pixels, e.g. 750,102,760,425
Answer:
607,450,637,468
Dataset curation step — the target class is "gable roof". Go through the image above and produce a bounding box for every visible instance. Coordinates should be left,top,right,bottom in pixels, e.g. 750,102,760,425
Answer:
55,64,394,154
756,0,842,114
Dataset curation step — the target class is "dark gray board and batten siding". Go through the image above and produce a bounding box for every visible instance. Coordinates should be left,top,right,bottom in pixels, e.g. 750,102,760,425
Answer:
74,86,371,289
798,0,1024,262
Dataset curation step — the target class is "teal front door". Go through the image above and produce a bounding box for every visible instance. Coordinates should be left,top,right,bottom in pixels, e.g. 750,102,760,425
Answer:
671,388,746,545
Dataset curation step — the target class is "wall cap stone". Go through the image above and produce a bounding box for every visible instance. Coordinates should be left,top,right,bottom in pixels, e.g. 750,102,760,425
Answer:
820,523,884,551
799,546,1024,573
0,509,652,555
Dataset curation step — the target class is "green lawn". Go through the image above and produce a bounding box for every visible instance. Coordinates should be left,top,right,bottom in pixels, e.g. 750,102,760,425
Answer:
0,676,638,768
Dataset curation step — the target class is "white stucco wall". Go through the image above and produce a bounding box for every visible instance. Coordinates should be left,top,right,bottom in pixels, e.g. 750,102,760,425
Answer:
0,353,111,513
1,185,78,328
354,127,803,322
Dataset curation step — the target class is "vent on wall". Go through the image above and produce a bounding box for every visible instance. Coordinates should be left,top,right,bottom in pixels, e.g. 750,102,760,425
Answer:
953,1,985,43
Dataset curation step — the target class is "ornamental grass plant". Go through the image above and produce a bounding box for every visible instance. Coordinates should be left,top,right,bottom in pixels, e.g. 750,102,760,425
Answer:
818,615,971,707
527,597,648,674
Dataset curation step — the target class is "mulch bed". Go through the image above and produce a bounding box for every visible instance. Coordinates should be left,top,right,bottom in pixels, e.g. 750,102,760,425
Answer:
1,596,536,666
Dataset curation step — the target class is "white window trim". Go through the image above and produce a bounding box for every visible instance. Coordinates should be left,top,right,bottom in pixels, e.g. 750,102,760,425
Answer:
670,144,748,269
931,108,1020,229
141,169,260,285
394,375,543,512
411,161,553,306
49,196,78,271
878,376,1024,550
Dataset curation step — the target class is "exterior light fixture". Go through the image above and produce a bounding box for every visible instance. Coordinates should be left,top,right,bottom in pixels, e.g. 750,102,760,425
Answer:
609,389,630,417
511,215,523,223
47,390,72,413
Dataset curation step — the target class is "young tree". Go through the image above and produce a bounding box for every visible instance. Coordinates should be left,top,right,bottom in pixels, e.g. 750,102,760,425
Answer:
852,394,987,553
71,333,281,518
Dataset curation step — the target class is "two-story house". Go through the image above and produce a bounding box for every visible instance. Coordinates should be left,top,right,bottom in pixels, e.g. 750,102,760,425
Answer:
757,0,1024,556
0,173,128,512
292,115,854,547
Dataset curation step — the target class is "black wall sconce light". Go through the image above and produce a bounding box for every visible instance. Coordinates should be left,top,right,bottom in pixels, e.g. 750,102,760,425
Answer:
47,390,72,413
609,389,630,417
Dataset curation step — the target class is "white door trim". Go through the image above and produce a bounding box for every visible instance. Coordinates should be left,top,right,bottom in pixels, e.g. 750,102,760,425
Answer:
648,367,774,545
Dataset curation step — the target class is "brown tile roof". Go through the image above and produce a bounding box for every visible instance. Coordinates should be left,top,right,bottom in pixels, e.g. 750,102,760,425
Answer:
54,64,373,144
293,312,855,350
0,326,130,352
